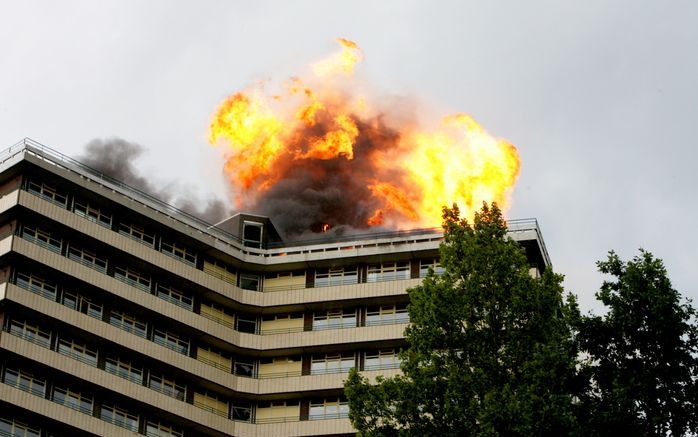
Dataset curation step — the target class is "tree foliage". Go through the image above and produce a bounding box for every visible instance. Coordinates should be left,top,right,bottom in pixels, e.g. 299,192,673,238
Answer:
346,202,698,436
577,250,698,436
345,203,581,436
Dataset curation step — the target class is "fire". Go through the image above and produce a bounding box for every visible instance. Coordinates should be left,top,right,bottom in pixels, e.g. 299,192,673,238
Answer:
208,38,520,236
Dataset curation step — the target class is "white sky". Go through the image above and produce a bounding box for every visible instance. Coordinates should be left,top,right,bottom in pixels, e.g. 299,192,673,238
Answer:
1,0,697,312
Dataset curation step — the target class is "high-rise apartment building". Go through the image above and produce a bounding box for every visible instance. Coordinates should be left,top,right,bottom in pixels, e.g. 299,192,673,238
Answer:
0,139,550,437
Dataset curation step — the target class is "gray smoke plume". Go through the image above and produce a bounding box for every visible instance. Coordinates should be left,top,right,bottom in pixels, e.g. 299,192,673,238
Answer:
239,113,413,239
81,138,230,224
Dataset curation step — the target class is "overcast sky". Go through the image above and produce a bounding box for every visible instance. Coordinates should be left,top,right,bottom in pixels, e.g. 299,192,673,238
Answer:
1,0,696,312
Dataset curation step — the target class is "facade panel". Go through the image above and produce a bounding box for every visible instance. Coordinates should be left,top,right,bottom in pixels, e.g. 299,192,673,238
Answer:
0,141,551,436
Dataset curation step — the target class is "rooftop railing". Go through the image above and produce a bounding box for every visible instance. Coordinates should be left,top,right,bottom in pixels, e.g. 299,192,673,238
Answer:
3,139,550,265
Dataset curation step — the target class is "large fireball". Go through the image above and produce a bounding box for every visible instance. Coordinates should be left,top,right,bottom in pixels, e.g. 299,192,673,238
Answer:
208,38,520,237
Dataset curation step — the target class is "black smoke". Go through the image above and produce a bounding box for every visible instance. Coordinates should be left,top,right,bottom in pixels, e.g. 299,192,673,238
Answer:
239,113,415,239
81,138,229,224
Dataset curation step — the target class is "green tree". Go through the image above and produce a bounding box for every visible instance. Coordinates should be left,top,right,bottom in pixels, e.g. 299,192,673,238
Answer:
345,203,582,436
578,250,698,436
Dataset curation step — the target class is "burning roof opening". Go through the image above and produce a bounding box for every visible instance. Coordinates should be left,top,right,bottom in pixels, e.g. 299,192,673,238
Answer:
208,38,520,239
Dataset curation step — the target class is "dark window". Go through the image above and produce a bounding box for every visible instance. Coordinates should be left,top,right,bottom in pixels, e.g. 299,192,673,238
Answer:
242,222,263,248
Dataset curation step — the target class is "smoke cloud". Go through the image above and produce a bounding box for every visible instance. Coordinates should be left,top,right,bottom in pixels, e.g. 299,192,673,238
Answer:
242,115,408,238
81,138,230,224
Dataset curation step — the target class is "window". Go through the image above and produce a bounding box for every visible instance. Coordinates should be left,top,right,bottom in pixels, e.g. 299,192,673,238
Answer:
8,319,51,348
20,226,62,253
2,368,46,397
420,258,445,277
114,266,151,292
27,180,67,207
146,420,183,437
109,310,147,338
235,315,258,334
160,240,197,266
153,329,189,355
230,401,252,422
156,283,193,311
364,349,401,371
60,291,102,319
67,245,107,273
61,290,78,310
196,345,231,372
200,302,235,329
149,373,187,401
260,313,304,334
263,271,306,292
100,404,138,432
367,261,410,282
15,271,57,300
242,221,263,248
0,417,41,437
118,222,155,247
77,294,103,319
315,267,358,287
366,303,409,326
258,356,302,378
57,337,98,367
256,400,300,423
73,200,112,228
311,353,355,375
309,398,349,420
52,385,93,415
193,391,228,417
105,356,143,384
203,259,236,284
238,273,260,291
313,308,356,330
233,359,256,378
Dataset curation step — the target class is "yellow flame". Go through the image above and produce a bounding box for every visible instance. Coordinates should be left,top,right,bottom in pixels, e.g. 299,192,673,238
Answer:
403,114,520,225
312,38,363,77
208,39,521,227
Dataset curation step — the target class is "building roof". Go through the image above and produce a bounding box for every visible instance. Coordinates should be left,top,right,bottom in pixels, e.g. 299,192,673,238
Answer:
0,138,552,269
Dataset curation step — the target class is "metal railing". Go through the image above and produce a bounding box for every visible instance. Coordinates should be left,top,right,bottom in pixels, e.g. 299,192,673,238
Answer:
57,348,98,367
5,139,547,258
192,400,228,418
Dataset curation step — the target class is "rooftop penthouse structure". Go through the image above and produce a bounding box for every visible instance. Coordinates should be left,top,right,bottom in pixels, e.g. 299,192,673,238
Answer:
0,139,550,437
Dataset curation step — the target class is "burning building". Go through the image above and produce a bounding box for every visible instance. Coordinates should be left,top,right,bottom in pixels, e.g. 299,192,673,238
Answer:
208,39,521,238
0,41,547,436
0,139,549,436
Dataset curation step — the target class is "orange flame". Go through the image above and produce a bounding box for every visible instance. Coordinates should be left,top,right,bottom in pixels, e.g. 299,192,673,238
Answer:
208,39,520,230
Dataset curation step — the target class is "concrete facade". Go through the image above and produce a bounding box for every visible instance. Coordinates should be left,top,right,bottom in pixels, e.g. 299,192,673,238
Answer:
0,140,551,436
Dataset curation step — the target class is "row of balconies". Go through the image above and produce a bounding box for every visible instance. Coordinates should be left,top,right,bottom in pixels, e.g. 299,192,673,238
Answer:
0,188,440,311
1,281,403,391
22,178,443,286
0,321,359,433
9,257,409,349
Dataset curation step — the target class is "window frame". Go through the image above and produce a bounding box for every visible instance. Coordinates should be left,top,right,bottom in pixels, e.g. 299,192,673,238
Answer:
57,337,98,367
2,367,46,398
118,222,155,247
312,308,357,330
8,319,51,348
52,385,94,415
153,329,189,355
15,271,57,300
367,261,410,283
114,266,151,292
100,403,139,432
73,200,112,228
27,180,67,207
315,266,359,287
109,310,147,338
105,356,143,384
